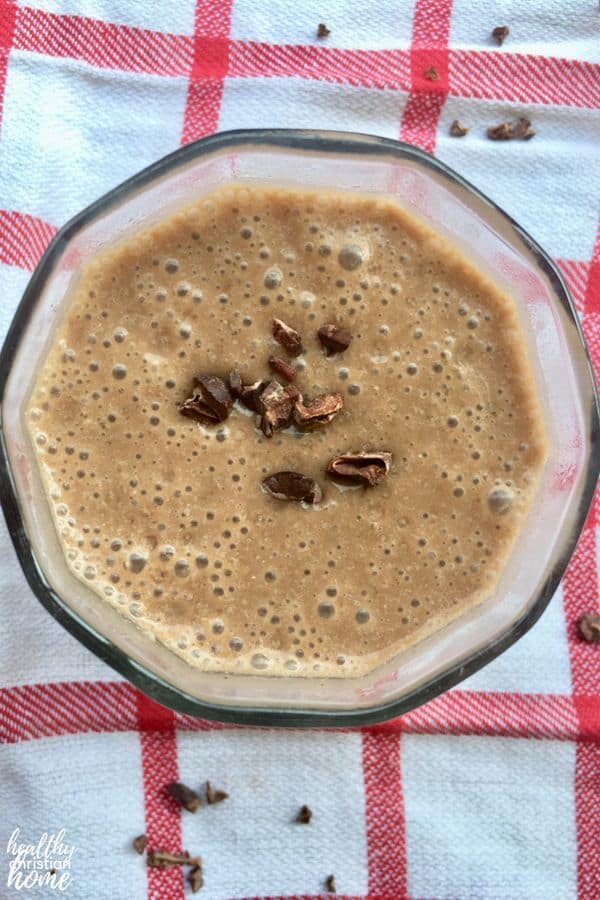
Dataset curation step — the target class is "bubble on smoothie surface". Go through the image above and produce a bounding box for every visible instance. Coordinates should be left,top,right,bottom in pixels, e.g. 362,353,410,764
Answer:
160,545,176,560
488,486,514,514
338,245,364,271
318,602,336,619
128,552,147,573
251,653,269,670
264,266,283,289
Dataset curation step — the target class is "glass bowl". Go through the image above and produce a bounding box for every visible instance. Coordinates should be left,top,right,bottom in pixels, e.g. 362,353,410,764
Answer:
0,129,598,727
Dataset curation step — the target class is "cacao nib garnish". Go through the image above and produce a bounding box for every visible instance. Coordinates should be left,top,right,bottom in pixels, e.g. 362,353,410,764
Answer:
179,375,233,425
327,451,392,486
272,318,304,357
230,371,270,413
293,393,344,431
147,849,201,869
511,117,535,139
579,614,600,643
318,324,352,355
295,804,313,824
239,377,271,413
260,380,300,437
206,781,229,804
228,370,243,397
325,874,337,893
450,120,469,137
167,782,202,812
317,23,330,38
492,25,509,45
188,864,204,893
487,117,535,141
268,355,297,382
262,472,323,504
132,834,148,855
487,122,512,141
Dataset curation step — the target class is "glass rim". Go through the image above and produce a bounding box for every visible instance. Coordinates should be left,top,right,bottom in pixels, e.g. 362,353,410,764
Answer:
1,128,598,728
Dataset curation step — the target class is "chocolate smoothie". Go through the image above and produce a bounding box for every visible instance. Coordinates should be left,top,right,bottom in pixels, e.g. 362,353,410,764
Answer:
27,185,547,677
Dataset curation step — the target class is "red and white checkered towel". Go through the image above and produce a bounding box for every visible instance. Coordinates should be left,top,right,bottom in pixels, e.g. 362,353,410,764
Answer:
0,1,598,898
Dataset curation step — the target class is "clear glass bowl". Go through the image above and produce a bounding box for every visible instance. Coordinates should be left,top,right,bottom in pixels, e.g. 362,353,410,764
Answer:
1,130,598,727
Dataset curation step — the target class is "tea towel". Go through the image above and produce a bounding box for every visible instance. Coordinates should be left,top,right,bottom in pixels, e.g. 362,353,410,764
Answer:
0,1,598,898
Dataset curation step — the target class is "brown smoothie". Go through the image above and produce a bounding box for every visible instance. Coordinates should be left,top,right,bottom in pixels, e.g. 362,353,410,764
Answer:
27,184,547,677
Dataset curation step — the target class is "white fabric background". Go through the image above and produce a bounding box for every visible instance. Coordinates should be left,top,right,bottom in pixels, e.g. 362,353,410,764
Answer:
0,1,597,898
